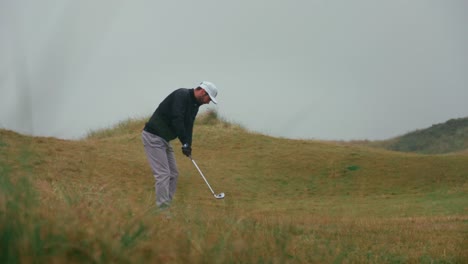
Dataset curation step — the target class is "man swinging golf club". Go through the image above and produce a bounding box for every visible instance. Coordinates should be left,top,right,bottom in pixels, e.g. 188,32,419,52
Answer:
142,81,218,209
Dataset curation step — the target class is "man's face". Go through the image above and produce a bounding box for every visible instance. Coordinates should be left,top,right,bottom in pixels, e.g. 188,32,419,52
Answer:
197,89,212,105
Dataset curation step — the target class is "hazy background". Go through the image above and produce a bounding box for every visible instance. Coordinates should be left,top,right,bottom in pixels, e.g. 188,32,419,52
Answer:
1,0,467,140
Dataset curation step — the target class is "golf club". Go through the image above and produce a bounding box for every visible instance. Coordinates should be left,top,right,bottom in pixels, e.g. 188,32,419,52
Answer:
190,156,225,199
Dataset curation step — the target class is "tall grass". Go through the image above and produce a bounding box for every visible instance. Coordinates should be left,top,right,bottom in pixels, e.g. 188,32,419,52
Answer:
86,117,147,140
0,136,126,263
1,116,467,263
0,140,65,263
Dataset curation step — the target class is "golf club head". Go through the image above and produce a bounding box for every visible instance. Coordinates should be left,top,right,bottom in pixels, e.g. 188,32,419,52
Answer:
214,193,225,199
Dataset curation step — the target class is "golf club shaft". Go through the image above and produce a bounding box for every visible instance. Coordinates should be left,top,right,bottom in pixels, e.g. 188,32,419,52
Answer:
190,158,216,195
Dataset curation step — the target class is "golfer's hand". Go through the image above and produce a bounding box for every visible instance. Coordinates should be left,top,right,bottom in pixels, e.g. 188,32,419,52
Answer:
182,144,192,157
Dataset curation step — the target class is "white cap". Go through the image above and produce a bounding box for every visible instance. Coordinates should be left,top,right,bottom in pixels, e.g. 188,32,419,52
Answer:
198,81,218,104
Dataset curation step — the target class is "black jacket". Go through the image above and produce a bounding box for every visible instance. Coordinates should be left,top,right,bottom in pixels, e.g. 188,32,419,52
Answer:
144,88,200,145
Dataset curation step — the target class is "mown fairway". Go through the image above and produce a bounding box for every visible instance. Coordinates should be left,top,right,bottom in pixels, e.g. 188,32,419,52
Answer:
1,113,467,263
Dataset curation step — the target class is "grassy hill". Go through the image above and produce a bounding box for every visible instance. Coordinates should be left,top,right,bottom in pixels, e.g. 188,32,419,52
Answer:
1,111,467,263
367,117,468,154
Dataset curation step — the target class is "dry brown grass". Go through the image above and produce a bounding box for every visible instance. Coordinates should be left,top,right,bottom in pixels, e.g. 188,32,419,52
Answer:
1,113,467,263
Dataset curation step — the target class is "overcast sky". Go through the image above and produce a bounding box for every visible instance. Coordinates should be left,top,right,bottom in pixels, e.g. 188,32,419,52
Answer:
1,0,467,140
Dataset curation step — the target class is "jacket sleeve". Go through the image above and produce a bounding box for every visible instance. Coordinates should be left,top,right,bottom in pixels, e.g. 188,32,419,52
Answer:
170,89,189,145
185,108,198,146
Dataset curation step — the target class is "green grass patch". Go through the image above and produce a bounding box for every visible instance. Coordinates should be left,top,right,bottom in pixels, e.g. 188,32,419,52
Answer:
347,165,360,171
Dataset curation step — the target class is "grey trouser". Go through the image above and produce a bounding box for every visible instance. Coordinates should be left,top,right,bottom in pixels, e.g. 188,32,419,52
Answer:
141,130,179,208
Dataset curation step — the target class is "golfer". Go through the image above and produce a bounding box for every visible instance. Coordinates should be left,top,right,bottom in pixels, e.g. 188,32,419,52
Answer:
142,81,218,209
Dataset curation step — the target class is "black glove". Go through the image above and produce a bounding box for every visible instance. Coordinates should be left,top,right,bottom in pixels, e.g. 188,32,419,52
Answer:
182,144,192,157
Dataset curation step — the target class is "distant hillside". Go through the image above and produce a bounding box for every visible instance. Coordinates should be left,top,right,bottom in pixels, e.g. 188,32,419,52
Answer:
373,117,468,154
